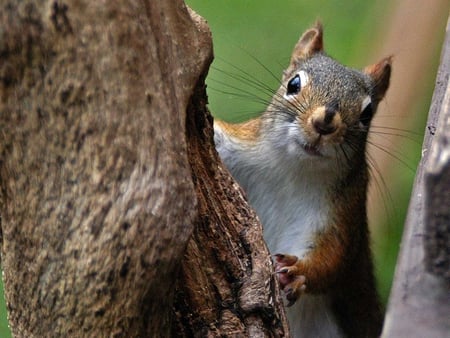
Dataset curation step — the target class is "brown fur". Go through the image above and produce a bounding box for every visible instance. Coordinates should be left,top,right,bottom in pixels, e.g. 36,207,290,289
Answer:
215,118,261,142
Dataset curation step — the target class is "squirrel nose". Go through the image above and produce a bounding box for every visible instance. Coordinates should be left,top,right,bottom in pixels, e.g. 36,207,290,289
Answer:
311,103,340,135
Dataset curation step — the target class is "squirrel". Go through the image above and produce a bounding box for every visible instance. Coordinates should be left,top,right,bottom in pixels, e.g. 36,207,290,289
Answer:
213,22,391,337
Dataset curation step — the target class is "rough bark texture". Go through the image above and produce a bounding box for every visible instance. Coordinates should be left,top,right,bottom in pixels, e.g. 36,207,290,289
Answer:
382,17,450,338
0,0,203,336
0,0,289,336
172,68,289,336
423,19,450,281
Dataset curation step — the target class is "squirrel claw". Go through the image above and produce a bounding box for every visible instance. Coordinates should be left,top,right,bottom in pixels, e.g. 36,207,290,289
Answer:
275,267,289,274
284,277,307,306
273,252,306,304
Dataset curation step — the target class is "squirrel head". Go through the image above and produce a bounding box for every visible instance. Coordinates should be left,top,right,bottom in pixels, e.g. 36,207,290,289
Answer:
264,22,391,166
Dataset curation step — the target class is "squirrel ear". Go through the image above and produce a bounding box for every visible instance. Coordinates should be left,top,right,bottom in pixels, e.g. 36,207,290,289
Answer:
364,56,392,101
290,21,324,65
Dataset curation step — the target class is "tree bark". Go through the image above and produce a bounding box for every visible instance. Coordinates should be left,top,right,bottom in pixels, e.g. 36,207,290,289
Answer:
382,17,450,338
172,46,288,337
0,0,288,336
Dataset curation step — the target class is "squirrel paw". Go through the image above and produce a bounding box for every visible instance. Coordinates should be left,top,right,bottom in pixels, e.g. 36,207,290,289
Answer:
274,254,307,306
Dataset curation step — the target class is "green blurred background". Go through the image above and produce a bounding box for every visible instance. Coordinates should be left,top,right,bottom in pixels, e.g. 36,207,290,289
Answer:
0,1,447,336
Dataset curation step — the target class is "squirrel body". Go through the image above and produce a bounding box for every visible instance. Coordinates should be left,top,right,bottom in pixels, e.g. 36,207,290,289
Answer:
214,23,391,337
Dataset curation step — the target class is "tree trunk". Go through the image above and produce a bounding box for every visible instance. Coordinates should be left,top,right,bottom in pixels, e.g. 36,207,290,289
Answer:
381,17,450,338
172,50,288,337
0,0,288,336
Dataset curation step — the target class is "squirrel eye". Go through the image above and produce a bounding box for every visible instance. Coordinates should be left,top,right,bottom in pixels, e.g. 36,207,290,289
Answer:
285,70,309,97
359,96,373,126
287,75,301,95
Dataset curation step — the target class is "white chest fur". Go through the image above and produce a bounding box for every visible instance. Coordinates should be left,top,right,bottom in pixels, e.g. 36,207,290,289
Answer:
214,123,333,256
214,123,343,337
242,164,330,258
